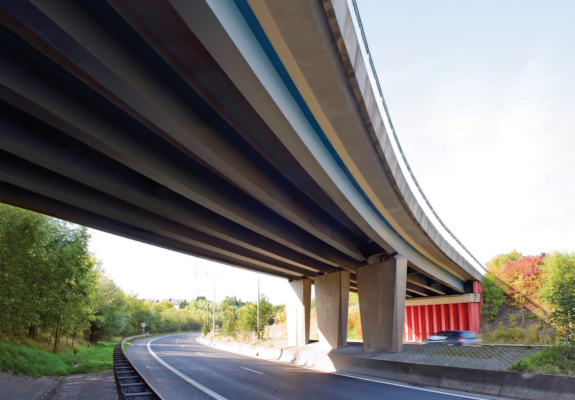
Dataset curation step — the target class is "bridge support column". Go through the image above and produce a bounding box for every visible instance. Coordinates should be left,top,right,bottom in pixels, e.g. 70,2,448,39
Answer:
357,255,407,353
287,278,311,347
315,271,350,349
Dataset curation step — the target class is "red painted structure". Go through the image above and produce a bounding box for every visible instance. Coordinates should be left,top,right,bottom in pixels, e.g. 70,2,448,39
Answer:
403,281,483,342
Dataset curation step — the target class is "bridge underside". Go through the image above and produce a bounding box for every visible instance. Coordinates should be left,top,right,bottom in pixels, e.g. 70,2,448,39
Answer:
0,0,483,351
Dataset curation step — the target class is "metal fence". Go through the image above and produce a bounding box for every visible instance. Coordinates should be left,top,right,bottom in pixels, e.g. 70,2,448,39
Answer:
113,335,161,400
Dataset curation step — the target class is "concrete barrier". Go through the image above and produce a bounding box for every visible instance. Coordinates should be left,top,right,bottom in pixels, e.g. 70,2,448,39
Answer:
197,337,211,346
439,365,503,395
259,347,283,361
330,353,575,399
198,338,575,399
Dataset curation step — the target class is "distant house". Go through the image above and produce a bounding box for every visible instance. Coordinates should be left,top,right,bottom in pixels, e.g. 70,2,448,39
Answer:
140,298,161,304
169,299,186,308
139,298,186,309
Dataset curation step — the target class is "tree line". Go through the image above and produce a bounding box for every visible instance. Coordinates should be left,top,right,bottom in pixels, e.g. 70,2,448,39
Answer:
482,250,575,343
0,203,281,351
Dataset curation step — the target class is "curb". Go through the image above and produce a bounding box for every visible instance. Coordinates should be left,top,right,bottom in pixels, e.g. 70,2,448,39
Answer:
198,337,284,362
199,338,575,400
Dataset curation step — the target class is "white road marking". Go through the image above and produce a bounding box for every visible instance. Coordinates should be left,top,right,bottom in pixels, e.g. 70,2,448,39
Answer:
240,367,263,375
196,352,204,356
148,337,227,400
195,337,489,400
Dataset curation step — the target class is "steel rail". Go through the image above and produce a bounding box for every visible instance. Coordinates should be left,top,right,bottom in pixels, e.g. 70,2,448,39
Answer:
114,335,161,400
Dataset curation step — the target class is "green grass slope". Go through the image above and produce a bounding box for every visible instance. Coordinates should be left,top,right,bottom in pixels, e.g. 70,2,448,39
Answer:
0,340,115,377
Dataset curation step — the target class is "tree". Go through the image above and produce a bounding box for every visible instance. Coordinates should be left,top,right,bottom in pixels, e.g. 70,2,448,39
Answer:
0,204,48,334
88,270,128,342
0,203,284,345
0,204,97,350
540,252,575,309
222,310,236,337
202,323,210,337
237,304,256,339
547,276,575,345
236,295,273,340
257,295,273,337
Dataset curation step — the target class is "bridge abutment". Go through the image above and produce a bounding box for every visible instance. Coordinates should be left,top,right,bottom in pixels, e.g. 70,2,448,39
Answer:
357,255,408,353
315,271,350,349
287,278,311,347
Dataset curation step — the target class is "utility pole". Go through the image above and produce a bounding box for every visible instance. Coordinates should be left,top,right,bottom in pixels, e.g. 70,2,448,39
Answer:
257,273,260,339
206,300,209,327
196,269,226,335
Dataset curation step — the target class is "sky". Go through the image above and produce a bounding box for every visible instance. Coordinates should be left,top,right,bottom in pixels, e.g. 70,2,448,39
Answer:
88,0,575,305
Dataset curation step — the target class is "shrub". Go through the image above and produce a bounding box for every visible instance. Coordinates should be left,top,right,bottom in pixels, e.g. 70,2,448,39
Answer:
494,322,509,341
509,314,518,327
201,324,210,337
481,274,506,321
512,345,575,375
509,326,524,341
526,324,539,343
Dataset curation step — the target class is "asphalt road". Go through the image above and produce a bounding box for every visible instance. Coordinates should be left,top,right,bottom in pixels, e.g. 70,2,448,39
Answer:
126,333,490,400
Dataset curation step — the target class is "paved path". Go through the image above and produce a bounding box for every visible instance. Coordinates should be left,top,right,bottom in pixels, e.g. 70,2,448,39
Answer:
50,370,116,400
126,333,511,400
0,373,56,400
0,370,116,400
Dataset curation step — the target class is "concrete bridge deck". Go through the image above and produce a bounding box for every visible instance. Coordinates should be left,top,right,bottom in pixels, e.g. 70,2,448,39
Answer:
0,0,485,353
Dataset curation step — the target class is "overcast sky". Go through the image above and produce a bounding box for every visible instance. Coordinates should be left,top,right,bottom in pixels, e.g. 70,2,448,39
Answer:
89,0,575,305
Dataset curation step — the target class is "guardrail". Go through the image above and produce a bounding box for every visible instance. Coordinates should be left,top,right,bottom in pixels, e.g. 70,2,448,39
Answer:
114,335,161,400
349,0,485,273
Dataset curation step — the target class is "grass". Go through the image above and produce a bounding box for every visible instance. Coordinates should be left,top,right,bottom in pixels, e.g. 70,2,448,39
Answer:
511,345,575,376
0,339,116,377
347,327,361,340
1,331,200,377
481,323,557,345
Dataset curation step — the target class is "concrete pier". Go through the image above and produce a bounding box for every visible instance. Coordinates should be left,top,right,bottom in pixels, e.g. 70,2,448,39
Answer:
315,271,350,349
357,255,408,353
287,278,311,347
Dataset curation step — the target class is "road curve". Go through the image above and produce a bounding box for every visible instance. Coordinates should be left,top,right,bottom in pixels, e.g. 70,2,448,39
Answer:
125,333,493,400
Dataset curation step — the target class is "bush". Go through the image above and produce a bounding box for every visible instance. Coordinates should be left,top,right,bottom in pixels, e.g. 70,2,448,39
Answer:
481,274,507,321
202,324,210,337
509,314,518,327
509,326,524,341
512,345,575,375
526,325,539,343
